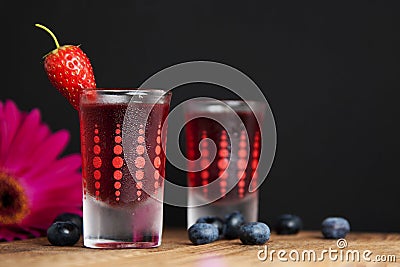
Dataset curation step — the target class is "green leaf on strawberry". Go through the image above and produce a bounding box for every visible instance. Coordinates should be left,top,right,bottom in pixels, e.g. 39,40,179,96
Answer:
36,24,96,110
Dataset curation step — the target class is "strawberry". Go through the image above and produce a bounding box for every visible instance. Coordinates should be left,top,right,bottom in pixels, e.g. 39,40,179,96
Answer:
36,24,96,110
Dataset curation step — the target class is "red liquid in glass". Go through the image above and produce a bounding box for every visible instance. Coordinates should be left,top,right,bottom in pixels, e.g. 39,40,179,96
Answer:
79,102,169,248
186,110,261,225
186,111,261,194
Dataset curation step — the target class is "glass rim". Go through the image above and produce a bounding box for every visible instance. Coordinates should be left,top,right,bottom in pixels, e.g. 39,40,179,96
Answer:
183,99,267,115
82,88,172,96
186,99,266,107
189,98,263,103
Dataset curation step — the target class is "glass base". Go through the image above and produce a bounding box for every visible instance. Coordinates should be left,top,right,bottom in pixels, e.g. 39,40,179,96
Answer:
83,195,163,249
84,238,161,249
187,191,259,228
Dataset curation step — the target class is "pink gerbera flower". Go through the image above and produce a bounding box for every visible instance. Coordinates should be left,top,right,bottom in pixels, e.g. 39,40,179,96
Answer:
0,100,82,241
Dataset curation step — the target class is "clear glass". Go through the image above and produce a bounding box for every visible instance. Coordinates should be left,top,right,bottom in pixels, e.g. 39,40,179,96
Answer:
184,100,265,227
79,89,171,248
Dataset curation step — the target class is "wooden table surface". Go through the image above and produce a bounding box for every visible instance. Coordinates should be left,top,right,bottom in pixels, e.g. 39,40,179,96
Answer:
0,229,399,267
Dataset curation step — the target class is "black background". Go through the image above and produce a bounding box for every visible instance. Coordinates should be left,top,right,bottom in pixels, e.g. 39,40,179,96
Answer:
1,0,399,232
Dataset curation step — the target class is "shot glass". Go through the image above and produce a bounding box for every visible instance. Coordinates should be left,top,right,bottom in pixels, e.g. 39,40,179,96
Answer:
185,99,265,227
79,89,171,248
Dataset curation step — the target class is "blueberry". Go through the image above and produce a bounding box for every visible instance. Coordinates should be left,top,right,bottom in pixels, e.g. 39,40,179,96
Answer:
47,222,80,246
188,223,219,245
239,222,270,245
196,216,225,237
224,211,245,239
275,214,303,235
53,213,83,234
321,217,350,239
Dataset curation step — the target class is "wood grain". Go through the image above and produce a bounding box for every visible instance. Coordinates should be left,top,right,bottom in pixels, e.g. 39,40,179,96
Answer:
0,230,399,267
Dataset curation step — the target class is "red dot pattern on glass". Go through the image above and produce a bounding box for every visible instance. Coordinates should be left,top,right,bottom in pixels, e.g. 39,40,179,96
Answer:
219,149,229,158
113,123,123,201
201,171,209,179
251,159,258,169
200,159,210,169
238,149,247,158
94,145,101,155
93,125,101,200
153,124,162,194
113,145,123,155
219,140,228,148
200,131,209,195
136,170,144,180
137,136,145,144
252,150,259,158
237,159,247,170
154,156,161,168
136,181,143,189
187,131,195,184
114,170,122,180
136,145,145,155
237,130,247,198
94,170,101,180
114,181,121,190
135,157,145,168
115,136,122,144
135,125,145,200
220,171,228,179
218,158,229,169
112,157,124,168
218,130,229,197
93,157,102,168
250,131,260,192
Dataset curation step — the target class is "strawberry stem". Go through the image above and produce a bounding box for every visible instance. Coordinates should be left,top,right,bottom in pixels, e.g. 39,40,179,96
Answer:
35,24,60,49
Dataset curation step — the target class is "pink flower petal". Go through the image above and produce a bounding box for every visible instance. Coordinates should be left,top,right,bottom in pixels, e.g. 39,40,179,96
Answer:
21,154,81,186
27,187,81,211
0,225,36,241
28,179,82,210
0,101,22,167
29,124,51,150
21,205,82,230
0,101,83,241
4,108,41,172
13,124,52,178
19,130,70,179
18,226,44,238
